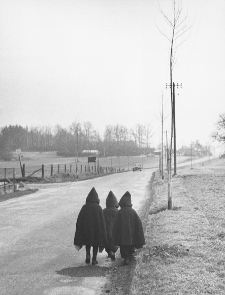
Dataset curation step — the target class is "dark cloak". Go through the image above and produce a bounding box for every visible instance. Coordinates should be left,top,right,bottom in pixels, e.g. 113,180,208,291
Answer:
103,191,119,251
112,191,145,248
74,187,107,249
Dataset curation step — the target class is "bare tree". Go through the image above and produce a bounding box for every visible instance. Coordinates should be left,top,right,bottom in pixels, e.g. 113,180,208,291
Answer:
131,125,143,149
83,121,93,150
145,124,153,150
53,125,70,154
157,0,191,208
70,121,81,162
157,0,190,87
130,128,138,146
104,125,114,142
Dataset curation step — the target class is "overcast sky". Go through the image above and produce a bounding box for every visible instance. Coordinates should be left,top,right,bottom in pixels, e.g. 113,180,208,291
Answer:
0,0,224,152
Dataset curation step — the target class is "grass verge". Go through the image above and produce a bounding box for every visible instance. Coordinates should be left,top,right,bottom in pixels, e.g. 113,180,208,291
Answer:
130,164,225,295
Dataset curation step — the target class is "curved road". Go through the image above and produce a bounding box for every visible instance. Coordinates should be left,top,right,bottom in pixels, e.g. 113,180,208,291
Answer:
0,169,155,295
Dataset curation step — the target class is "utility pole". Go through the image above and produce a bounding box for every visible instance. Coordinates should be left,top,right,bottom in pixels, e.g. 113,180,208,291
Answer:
173,82,177,175
166,131,169,171
161,93,164,179
76,127,79,163
166,82,182,175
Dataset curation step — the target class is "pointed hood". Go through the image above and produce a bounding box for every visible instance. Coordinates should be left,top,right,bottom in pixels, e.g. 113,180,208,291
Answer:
106,191,119,208
118,191,132,207
86,187,100,204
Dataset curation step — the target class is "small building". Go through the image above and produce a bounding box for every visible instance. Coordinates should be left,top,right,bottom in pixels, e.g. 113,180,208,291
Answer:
82,150,100,156
82,150,100,164
153,149,161,156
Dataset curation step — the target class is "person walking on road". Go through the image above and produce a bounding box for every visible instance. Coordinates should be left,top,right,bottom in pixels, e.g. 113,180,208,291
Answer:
112,191,145,265
103,191,119,261
74,187,107,265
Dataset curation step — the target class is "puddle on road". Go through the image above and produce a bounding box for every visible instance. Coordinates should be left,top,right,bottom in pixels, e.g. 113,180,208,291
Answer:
56,265,109,277
43,276,107,295
43,286,96,295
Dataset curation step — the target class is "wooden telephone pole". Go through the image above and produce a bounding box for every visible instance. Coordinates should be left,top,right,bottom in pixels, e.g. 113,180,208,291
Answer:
166,82,182,175
161,93,164,179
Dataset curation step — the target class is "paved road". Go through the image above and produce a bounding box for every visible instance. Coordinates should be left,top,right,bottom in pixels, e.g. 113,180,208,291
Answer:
0,169,155,295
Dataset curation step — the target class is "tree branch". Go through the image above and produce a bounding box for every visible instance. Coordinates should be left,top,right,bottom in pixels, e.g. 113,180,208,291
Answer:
155,22,171,42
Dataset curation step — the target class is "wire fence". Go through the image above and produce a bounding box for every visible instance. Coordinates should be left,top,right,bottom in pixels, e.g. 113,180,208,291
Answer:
0,163,121,179
0,156,158,179
0,156,159,195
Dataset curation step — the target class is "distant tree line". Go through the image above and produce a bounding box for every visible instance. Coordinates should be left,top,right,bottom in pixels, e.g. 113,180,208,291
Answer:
177,140,212,157
0,122,155,161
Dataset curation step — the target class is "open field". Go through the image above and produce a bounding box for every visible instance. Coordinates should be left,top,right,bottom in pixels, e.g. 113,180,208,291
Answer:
0,152,159,179
0,151,197,180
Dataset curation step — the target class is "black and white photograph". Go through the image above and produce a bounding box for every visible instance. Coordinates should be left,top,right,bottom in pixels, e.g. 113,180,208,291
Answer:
0,0,225,294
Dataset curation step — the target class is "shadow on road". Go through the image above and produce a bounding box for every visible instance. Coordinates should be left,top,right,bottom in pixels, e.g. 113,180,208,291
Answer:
56,265,109,277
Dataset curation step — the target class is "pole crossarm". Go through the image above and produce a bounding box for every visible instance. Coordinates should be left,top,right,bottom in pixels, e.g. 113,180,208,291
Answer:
166,82,182,89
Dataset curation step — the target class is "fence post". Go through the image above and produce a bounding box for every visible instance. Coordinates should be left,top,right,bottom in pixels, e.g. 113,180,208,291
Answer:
58,164,60,173
4,168,6,193
85,165,86,172
81,165,82,172
51,164,53,176
42,164,44,178
65,164,66,173
22,164,25,177
76,165,78,173
13,168,16,192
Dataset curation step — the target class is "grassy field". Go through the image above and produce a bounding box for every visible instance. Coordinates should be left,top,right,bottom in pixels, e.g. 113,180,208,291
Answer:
0,152,159,179
130,158,225,294
0,151,197,180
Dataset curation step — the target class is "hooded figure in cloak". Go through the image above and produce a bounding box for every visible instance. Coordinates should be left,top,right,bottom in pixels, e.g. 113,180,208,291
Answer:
103,191,119,261
74,187,107,265
112,191,145,265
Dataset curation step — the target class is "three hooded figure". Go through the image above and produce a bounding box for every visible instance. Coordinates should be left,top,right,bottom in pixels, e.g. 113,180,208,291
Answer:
112,191,145,265
74,188,145,266
74,187,107,265
102,191,119,260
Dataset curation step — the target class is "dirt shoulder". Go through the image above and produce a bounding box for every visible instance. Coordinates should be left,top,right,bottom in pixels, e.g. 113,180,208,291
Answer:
130,158,225,294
